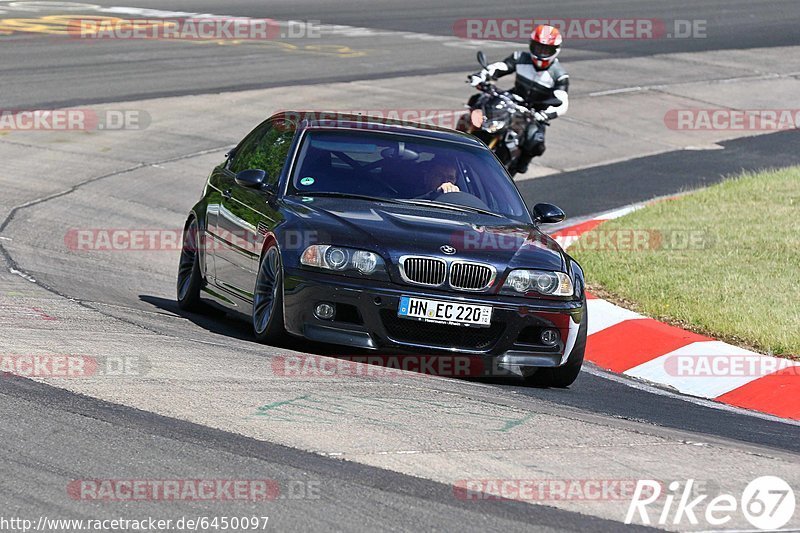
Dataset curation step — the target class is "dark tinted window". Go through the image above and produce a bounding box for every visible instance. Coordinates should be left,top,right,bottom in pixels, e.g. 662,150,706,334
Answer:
231,120,295,184
290,130,529,220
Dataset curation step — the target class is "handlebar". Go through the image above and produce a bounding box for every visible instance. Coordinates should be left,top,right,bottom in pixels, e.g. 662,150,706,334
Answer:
473,81,536,117
465,77,556,125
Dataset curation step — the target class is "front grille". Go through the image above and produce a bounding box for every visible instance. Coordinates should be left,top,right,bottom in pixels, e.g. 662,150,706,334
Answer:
380,309,504,351
450,262,493,290
401,257,446,286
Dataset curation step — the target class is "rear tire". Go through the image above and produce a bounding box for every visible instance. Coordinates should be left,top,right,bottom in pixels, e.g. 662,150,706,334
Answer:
176,218,205,312
524,303,587,388
252,244,287,344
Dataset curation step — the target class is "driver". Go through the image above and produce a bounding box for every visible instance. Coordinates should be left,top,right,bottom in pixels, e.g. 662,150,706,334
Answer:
417,159,460,199
469,24,569,175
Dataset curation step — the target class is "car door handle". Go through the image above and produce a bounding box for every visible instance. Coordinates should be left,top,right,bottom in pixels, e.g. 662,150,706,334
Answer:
222,189,232,199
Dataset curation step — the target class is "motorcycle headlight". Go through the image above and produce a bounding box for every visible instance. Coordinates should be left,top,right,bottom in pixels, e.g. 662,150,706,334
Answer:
301,245,385,275
482,119,506,133
501,269,574,296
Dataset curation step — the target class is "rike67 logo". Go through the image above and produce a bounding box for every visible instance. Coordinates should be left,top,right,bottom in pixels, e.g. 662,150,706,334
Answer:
626,476,795,529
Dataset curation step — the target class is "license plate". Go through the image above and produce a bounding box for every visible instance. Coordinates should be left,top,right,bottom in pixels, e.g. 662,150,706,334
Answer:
397,296,492,328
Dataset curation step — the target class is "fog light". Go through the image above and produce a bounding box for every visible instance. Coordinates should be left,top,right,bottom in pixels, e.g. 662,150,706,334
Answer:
314,302,335,320
541,329,559,346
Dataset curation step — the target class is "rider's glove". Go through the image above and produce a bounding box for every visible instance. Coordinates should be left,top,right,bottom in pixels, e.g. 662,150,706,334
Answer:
468,70,488,86
533,111,550,123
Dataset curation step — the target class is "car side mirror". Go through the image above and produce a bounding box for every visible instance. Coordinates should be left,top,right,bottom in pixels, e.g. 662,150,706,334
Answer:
235,169,268,189
532,203,566,224
477,50,488,68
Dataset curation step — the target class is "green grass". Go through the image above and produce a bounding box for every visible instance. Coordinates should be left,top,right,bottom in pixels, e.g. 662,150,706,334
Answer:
571,166,800,357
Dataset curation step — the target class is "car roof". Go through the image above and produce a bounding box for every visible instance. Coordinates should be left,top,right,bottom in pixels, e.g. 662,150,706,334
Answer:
271,111,485,147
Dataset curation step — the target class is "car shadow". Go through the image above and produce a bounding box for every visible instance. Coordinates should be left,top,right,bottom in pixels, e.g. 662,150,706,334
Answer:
139,294,254,342
139,294,539,387
138,294,363,355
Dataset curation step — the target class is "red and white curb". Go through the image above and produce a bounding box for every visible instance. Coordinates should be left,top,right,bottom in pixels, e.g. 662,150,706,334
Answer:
551,206,800,421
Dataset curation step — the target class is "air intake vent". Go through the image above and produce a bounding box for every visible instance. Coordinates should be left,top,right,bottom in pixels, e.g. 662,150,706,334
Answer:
400,257,447,286
449,262,494,290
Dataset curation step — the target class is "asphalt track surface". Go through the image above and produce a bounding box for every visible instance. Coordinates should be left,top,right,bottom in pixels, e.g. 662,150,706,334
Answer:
1,0,799,108
2,1,800,531
4,377,652,532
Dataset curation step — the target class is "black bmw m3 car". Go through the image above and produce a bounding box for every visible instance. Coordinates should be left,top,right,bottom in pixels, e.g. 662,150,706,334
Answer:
177,112,587,387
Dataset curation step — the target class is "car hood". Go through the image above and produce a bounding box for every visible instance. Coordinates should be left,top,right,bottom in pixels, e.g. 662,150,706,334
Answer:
285,197,566,272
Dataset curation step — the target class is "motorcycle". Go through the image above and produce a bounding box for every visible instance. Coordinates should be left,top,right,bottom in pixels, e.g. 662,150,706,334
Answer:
457,51,561,178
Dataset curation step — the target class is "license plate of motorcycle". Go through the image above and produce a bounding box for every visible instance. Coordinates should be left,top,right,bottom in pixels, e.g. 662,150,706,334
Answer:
398,296,492,327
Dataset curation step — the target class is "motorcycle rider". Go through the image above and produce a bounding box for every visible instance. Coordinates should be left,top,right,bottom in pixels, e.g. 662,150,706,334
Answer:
469,24,569,175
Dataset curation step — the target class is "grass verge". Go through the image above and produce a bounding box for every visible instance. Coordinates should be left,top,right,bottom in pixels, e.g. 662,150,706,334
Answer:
570,166,800,357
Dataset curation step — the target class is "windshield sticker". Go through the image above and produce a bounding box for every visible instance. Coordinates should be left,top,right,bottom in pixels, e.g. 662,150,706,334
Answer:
300,176,315,186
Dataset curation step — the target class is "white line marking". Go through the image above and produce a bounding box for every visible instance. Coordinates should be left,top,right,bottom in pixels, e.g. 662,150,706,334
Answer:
586,299,644,336
625,342,800,399
9,268,36,283
683,144,725,151
583,365,800,426
589,86,644,96
594,204,643,220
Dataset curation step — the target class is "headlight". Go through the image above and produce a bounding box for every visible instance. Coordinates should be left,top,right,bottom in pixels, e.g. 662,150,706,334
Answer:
501,269,573,296
301,245,384,275
482,119,506,133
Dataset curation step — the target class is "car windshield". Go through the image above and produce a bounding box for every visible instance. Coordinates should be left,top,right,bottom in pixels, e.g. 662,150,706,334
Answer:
289,129,530,220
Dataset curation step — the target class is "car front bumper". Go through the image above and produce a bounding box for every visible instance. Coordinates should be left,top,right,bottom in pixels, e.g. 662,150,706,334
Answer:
282,268,585,372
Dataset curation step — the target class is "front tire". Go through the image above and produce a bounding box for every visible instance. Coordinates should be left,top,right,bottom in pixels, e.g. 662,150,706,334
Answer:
177,218,204,312
252,244,286,344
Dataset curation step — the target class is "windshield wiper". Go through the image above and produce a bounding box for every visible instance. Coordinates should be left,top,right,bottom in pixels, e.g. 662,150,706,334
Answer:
394,198,506,218
298,192,507,218
299,192,408,204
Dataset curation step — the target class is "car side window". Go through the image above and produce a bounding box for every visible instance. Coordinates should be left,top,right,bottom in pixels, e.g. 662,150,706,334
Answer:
230,120,295,185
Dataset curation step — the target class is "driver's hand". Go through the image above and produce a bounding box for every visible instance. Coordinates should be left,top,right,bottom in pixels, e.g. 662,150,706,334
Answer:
438,183,460,194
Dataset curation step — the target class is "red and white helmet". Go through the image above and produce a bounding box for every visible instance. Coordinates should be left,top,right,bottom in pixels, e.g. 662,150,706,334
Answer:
529,25,562,69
